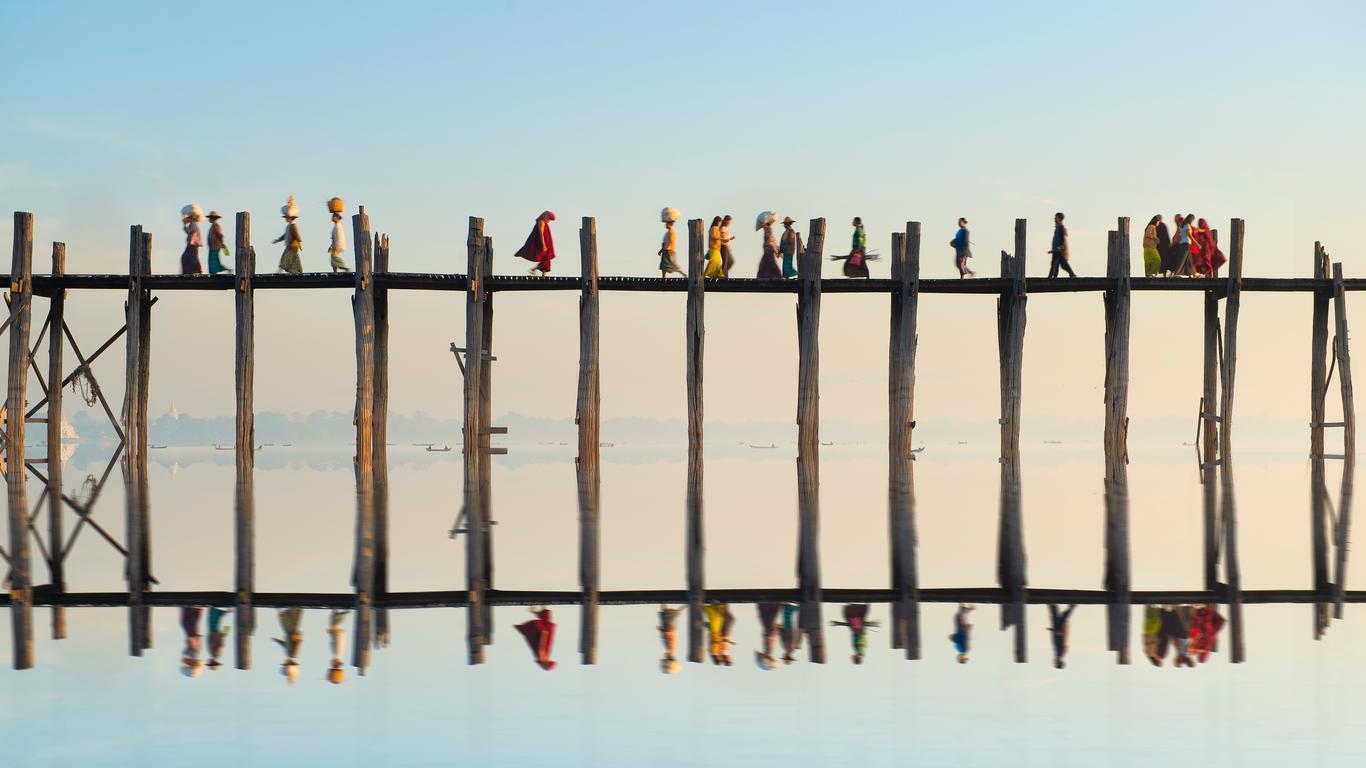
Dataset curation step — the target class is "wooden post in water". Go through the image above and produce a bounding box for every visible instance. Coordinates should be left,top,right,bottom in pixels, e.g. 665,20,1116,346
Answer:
888,223,921,659
996,218,1028,662
1102,219,1132,664
462,217,487,663
233,212,255,669
373,231,391,649
1219,219,1245,663
46,242,66,640
7,212,35,668
137,230,152,650
477,235,494,645
1330,261,1356,619
1201,290,1220,591
350,207,376,672
796,217,826,663
685,218,705,663
576,217,601,664
1309,242,1330,636
122,225,146,656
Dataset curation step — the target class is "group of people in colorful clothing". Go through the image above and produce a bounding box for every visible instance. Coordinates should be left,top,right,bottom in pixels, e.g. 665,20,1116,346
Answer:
177,606,351,684
176,196,353,276
1142,604,1227,667
655,602,881,671
1142,214,1226,277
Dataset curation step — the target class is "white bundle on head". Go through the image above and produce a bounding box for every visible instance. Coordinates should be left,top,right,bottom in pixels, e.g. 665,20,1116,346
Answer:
754,210,778,231
180,204,204,222
281,195,300,218
660,207,681,224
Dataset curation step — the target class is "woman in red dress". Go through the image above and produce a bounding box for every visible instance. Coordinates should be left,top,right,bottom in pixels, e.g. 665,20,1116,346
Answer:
515,211,557,277
516,607,557,670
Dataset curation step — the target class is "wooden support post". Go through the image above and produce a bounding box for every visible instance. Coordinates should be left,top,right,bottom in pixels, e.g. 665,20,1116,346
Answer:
373,232,391,649
1331,261,1356,619
1202,291,1220,591
1102,220,1132,664
233,213,255,669
1310,242,1330,637
462,217,487,663
46,242,66,640
1219,219,1245,663
685,218,705,663
137,230,152,650
350,207,376,672
122,225,145,656
997,218,1028,663
888,222,921,659
796,217,826,663
576,217,601,664
477,235,493,645
7,212,34,668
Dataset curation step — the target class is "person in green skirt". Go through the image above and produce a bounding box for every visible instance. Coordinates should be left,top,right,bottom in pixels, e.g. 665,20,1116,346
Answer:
205,211,232,274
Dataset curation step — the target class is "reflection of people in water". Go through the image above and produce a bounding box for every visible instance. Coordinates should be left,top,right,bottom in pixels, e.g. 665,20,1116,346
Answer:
780,602,802,664
832,604,879,664
704,603,735,665
206,607,229,670
1047,604,1076,669
756,603,781,670
950,603,975,664
516,607,557,670
1143,605,1163,665
658,605,683,675
1189,604,1227,663
327,609,348,684
1162,605,1194,668
273,607,304,685
180,606,205,678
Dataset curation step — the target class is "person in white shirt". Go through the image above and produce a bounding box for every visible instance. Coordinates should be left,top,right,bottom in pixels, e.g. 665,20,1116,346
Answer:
329,212,351,272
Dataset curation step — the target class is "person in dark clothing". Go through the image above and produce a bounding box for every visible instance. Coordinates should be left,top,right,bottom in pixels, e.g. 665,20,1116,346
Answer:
1047,212,1076,278
1047,603,1076,669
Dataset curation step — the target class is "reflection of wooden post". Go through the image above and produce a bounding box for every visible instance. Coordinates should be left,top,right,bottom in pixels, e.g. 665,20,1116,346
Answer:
7,212,35,669
1310,243,1330,637
796,218,826,663
997,219,1028,662
46,242,66,640
1202,292,1220,591
685,218,705,663
1219,219,1245,663
576,218,601,664
137,230,152,651
233,213,255,669
123,225,145,657
1330,261,1356,618
373,232,390,649
1102,220,1132,664
888,223,921,659
462,217,487,664
350,208,376,672
477,236,494,645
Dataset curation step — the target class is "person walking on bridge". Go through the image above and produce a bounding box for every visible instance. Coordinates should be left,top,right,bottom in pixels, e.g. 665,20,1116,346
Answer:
1047,212,1076,278
658,208,683,277
779,217,802,279
1047,603,1076,669
273,196,304,274
206,211,232,275
952,218,975,278
951,603,975,663
515,210,557,277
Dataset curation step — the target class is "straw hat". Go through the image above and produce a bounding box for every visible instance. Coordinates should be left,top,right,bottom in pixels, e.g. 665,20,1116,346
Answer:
782,216,796,225
180,204,205,222
755,211,778,231
660,207,681,224
281,195,300,219
206,211,222,220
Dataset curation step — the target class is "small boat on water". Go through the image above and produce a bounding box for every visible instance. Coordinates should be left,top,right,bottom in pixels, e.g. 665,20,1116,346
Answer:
413,442,434,447
749,443,777,449
956,441,968,445
426,444,452,452
281,443,292,447
911,447,925,454
1044,440,1062,445
150,444,167,449
213,444,232,451
599,442,614,448
820,441,834,446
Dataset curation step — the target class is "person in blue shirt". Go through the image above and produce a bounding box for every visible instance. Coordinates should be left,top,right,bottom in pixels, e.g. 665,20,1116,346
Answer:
950,603,975,663
952,218,975,278
1048,212,1077,277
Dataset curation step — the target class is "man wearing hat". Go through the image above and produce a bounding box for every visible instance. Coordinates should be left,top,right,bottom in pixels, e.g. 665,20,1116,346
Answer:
206,211,232,274
778,216,802,279
180,204,205,274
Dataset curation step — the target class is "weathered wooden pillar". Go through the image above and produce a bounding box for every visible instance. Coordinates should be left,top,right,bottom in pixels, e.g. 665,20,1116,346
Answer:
796,217,826,663
477,236,494,645
1219,219,1245,663
576,217,601,664
350,207,376,672
462,216,487,664
1102,219,1132,664
1310,243,1330,637
136,230,152,650
997,218,1028,662
233,212,255,669
685,218,705,663
373,231,391,649
7,212,35,669
1201,291,1220,591
46,242,66,640
122,225,146,656
889,223,921,659
1330,261,1355,619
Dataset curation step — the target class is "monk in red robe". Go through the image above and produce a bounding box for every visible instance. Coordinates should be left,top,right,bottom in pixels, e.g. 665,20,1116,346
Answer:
516,607,557,670
515,210,556,276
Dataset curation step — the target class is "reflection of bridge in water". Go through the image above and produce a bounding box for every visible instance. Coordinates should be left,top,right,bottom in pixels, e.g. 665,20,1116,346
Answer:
0,210,1358,672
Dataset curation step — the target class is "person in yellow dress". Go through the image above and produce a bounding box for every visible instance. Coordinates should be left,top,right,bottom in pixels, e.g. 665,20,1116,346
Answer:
704,216,725,278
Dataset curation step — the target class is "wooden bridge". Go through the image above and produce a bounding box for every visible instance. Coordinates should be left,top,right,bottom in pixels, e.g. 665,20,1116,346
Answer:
0,210,1357,672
